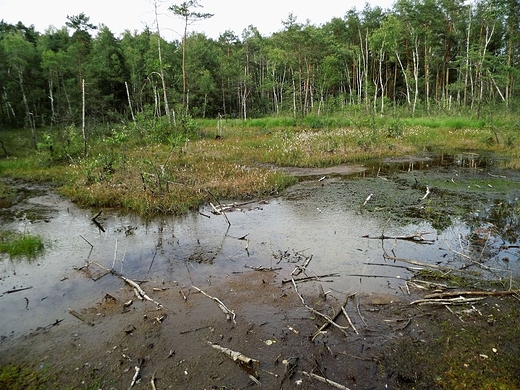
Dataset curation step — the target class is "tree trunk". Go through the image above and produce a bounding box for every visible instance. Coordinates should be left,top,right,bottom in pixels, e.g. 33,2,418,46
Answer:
17,69,36,149
82,78,87,156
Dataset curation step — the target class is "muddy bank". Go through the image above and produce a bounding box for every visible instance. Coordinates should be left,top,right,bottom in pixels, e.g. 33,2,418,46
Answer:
1,154,520,389
1,266,519,389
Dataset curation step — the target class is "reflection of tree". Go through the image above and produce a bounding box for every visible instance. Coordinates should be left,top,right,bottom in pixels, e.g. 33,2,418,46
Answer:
479,199,519,244
462,198,520,262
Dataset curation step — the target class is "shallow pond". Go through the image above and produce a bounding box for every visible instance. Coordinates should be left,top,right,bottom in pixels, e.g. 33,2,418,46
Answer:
1,152,519,338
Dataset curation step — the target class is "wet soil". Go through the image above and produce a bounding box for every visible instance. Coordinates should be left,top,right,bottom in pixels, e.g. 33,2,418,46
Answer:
1,154,520,389
2,268,519,389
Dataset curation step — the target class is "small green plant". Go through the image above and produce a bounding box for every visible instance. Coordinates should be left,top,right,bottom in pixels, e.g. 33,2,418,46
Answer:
0,231,44,258
386,119,404,138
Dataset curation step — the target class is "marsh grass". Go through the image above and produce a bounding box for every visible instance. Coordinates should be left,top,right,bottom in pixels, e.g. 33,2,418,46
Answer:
1,112,519,217
0,231,44,258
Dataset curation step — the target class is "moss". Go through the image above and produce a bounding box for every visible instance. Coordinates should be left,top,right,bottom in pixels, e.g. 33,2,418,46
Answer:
383,296,520,389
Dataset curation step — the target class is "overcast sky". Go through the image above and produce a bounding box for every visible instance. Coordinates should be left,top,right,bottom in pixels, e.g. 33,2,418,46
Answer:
1,0,395,40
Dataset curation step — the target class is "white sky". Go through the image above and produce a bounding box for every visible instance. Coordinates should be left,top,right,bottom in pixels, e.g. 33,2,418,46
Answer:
1,0,395,40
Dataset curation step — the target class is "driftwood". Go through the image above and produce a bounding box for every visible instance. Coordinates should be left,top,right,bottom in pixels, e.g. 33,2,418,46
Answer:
192,285,236,323
301,371,352,390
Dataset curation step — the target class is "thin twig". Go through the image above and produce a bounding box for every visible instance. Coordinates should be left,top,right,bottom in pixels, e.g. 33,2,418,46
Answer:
301,371,351,390
192,285,236,323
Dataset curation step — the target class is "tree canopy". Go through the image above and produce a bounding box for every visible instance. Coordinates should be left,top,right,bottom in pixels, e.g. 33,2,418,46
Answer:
0,0,519,129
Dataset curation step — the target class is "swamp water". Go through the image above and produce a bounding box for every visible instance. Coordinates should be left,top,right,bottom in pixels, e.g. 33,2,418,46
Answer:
1,153,519,339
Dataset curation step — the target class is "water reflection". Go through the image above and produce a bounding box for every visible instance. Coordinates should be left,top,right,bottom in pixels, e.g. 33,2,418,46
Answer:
0,154,519,337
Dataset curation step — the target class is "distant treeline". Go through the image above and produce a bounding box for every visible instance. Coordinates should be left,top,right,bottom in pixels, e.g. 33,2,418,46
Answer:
0,0,519,129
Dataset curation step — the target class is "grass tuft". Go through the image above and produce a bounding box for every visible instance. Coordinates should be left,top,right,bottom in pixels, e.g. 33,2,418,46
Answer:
0,231,44,258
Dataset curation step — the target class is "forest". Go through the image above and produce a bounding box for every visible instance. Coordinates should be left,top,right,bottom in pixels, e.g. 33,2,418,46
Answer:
0,0,519,135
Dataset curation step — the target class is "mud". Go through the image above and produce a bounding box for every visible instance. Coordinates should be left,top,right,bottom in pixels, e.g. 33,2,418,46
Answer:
1,153,520,389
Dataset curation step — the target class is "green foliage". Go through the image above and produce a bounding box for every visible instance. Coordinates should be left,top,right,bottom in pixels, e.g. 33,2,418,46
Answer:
386,119,404,138
2,0,520,131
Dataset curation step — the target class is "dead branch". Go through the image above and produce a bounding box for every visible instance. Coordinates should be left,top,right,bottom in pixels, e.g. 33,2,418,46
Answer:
179,288,188,301
291,278,348,337
192,285,236,323
79,235,93,248
282,273,340,284
150,371,157,390
129,365,140,388
383,253,460,272
68,308,95,326
410,296,485,305
311,293,356,342
4,286,33,294
91,210,105,232
122,276,163,308
362,232,434,244
244,265,282,271
301,371,352,390
207,341,259,367
207,190,231,226
423,290,518,299
311,298,346,342
362,193,373,207
292,254,313,276
341,296,359,335
422,186,431,200
179,325,213,334
364,262,423,272
356,297,368,327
